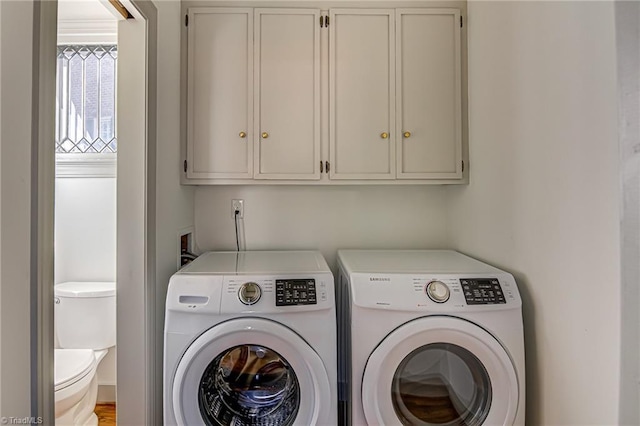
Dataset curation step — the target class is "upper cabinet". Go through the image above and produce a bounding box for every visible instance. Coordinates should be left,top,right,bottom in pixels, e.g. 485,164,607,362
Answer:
396,9,462,179
330,9,396,180
187,8,253,179
254,9,321,180
184,6,465,185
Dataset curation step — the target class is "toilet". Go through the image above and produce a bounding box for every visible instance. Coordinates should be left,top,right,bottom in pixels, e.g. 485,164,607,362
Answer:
54,282,116,426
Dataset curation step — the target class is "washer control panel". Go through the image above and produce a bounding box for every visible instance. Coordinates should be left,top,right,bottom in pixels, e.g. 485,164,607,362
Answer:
276,279,317,306
460,278,506,305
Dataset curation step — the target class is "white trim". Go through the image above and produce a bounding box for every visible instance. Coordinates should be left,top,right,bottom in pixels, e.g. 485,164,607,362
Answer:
55,153,117,178
57,20,117,45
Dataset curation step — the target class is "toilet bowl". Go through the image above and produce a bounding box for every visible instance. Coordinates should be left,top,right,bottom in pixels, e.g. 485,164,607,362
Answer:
54,349,108,426
54,282,115,426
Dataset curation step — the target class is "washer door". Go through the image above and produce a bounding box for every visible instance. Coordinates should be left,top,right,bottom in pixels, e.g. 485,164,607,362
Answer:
362,316,519,426
173,318,331,426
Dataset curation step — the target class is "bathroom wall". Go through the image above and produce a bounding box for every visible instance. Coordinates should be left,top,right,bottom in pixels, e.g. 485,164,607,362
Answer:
55,172,117,399
194,185,450,272
55,176,116,284
448,2,620,424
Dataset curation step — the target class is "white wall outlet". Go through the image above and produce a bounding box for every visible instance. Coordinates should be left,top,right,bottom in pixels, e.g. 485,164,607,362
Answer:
232,199,244,218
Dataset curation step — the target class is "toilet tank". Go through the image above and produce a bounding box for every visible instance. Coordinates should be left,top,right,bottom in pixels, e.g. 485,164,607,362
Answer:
55,282,116,350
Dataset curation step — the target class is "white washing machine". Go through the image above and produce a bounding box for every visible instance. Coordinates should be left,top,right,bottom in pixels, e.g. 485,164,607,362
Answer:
164,250,337,426
337,250,525,426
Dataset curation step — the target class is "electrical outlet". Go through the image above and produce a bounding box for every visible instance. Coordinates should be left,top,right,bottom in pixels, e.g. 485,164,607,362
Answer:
232,199,244,218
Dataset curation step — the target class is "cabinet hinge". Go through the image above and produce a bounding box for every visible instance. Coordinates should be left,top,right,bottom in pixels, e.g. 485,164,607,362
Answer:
325,16,329,27
185,14,189,27
460,16,463,28
320,15,324,28
325,161,330,173
320,161,324,173
462,160,465,173
184,160,188,173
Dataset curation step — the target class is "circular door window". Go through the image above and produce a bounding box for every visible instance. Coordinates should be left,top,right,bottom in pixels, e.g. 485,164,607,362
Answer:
199,345,300,426
391,343,491,426
172,318,331,426
362,316,519,426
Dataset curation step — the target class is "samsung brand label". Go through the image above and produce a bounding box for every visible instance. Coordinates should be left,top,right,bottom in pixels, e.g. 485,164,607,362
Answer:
370,277,391,282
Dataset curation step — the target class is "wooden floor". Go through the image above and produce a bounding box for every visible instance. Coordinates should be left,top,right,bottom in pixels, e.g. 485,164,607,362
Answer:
95,403,116,426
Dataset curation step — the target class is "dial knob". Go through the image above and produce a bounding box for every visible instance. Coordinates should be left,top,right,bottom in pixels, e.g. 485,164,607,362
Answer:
238,282,261,305
426,281,450,303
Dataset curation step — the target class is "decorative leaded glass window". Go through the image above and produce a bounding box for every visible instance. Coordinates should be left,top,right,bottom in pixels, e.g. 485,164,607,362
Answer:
56,45,117,154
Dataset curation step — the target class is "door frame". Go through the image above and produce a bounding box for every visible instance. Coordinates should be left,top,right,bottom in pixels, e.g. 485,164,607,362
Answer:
31,0,159,423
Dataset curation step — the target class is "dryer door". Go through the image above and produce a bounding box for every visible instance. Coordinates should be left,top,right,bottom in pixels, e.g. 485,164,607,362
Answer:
362,316,519,426
172,318,331,426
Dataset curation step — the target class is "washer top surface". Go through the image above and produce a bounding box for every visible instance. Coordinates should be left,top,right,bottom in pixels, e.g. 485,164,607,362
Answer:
178,250,331,275
338,250,503,274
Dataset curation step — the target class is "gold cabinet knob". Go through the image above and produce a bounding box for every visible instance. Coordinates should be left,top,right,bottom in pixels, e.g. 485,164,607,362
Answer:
403,131,411,138
380,132,389,139
239,131,246,138
261,132,269,139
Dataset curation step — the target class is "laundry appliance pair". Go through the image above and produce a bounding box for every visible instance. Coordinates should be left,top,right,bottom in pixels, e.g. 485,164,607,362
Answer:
337,250,526,426
164,249,525,426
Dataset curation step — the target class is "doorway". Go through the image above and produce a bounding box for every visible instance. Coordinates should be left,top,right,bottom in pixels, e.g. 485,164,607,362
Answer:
42,0,158,424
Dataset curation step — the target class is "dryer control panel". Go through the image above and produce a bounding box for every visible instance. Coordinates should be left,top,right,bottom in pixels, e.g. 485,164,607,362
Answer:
350,272,520,312
461,278,506,305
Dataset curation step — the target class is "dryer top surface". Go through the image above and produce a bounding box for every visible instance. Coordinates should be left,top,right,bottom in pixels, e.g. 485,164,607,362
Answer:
338,250,504,274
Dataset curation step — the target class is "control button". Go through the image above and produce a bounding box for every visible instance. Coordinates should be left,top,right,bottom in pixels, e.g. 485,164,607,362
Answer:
238,282,261,305
426,281,450,303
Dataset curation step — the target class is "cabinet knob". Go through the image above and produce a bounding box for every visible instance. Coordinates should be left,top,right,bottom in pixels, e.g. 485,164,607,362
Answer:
261,132,269,139
239,131,246,138
403,131,411,138
380,132,389,139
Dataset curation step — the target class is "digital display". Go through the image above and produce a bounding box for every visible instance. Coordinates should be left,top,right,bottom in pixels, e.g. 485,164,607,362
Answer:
460,278,506,305
276,279,317,306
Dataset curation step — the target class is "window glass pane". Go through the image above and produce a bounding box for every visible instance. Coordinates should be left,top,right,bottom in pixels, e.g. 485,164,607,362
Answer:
199,345,300,426
55,45,118,153
392,343,492,426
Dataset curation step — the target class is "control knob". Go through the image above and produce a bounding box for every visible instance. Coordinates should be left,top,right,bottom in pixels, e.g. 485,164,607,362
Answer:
238,282,261,305
426,280,450,303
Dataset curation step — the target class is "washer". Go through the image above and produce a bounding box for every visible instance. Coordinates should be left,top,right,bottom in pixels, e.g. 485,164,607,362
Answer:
337,250,525,426
164,250,337,426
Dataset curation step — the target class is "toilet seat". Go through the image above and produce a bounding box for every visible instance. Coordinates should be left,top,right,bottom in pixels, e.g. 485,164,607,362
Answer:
55,349,96,391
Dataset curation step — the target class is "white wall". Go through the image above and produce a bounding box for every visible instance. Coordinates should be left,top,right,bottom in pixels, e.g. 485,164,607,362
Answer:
195,186,450,271
55,177,116,284
448,2,620,424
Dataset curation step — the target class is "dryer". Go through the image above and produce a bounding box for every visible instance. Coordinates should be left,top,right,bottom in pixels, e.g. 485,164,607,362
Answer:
337,250,525,426
164,250,337,426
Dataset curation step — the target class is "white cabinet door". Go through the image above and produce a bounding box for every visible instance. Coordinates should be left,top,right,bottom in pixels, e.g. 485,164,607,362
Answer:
254,9,321,180
330,9,396,180
187,8,253,179
396,9,462,179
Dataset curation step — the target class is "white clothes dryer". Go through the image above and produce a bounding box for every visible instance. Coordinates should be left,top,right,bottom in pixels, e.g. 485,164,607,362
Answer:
337,250,525,426
164,251,337,426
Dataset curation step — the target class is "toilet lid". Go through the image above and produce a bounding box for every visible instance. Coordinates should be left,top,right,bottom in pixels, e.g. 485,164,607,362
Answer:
55,349,95,391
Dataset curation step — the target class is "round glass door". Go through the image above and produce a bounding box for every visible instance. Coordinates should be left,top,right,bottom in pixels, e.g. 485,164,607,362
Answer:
172,318,331,426
199,345,300,426
361,316,519,426
391,343,491,426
